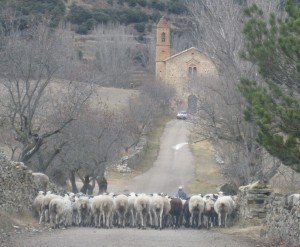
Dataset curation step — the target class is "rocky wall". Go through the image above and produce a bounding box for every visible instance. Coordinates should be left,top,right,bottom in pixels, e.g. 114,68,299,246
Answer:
0,150,37,213
264,193,300,246
237,180,300,246
0,150,62,213
119,135,148,172
237,181,272,226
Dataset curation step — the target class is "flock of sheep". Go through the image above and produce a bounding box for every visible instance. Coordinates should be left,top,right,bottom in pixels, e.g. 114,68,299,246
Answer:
33,190,237,230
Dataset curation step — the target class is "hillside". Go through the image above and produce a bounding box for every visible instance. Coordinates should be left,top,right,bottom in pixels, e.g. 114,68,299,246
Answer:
0,0,190,35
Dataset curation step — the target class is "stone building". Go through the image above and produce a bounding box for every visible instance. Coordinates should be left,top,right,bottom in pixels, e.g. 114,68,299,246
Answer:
155,16,218,109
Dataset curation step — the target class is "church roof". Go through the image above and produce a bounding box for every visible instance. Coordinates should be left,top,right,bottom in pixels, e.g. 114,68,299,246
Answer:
164,47,203,62
157,16,169,28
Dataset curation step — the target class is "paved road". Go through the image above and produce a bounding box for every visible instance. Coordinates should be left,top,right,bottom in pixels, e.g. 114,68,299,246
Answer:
12,228,259,247
11,119,261,247
125,119,195,195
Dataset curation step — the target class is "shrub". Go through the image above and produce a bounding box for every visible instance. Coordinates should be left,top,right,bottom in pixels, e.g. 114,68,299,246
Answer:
92,9,111,24
13,0,65,28
149,11,161,22
85,18,95,30
151,0,165,11
134,22,145,32
166,0,187,15
67,4,93,25
107,0,114,5
126,0,137,7
116,8,148,24
147,23,152,32
75,23,89,34
137,0,147,7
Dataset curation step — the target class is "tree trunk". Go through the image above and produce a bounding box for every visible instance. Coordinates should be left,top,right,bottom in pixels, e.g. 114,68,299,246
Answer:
80,175,94,195
96,176,108,195
69,171,78,193
87,178,96,195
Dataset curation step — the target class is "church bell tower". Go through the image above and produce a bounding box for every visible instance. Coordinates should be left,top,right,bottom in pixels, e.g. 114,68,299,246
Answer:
155,16,170,81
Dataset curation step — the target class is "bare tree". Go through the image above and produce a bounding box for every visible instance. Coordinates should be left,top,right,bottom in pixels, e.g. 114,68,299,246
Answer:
140,79,176,114
0,23,92,167
57,76,176,193
185,0,282,185
60,104,126,194
91,24,138,88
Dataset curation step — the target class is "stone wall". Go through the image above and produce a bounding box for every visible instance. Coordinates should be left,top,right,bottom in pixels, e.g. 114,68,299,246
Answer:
237,180,300,246
127,135,147,169
117,135,148,172
264,193,300,246
0,150,37,213
0,150,62,213
237,181,272,226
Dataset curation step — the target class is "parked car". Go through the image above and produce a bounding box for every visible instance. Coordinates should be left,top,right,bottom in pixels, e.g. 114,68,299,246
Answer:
176,111,188,120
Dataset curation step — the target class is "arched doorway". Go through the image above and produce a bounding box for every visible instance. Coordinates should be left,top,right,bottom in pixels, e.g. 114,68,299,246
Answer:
188,94,197,114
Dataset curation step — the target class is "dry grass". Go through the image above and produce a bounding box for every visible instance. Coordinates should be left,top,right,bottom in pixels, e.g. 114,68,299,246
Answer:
188,140,225,195
47,80,139,110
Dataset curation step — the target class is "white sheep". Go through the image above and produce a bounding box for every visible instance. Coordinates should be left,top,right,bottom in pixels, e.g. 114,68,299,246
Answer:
214,196,236,228
87,196,95,227
70,195,79,226
189,195,205,229
49,194,73,228
149,193,164,230
162,194,171,228
91,195,103,228
134,193,150,229
127,192,137,227
39,192,59,224
101,194,114,228
114,194,129,228
91,193,114,228
76,196,90,227
32,172,49,192
33,191,45,218
203,197,218,229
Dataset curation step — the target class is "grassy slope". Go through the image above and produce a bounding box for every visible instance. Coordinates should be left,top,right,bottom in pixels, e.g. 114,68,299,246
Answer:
188,141,225,195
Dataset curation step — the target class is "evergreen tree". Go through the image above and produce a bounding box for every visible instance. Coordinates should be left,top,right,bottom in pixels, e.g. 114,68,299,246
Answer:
239,0,300,171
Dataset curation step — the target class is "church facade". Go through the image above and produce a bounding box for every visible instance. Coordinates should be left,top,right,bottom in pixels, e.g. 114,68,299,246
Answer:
155,16,218,107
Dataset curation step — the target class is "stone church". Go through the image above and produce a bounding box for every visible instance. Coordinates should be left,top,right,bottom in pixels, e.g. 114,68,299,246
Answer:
155,16,218,109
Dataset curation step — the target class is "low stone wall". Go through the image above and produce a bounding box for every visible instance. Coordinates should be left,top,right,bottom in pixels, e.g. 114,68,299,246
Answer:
265,193,300,246
120,135,148,171
0,150,37,213
0,150,62,213
237,181,300,246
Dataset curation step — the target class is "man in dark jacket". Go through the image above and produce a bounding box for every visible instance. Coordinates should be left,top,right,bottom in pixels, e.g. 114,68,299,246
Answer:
175,186,187,199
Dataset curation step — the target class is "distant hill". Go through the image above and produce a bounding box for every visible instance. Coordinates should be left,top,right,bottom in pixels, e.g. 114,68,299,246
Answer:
0,0,190,35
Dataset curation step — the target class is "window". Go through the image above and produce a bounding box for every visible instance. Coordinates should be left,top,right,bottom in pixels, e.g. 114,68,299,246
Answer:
161,32,166,42
188,66,197,76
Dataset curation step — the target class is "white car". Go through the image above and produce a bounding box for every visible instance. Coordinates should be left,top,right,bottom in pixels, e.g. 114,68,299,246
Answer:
176,111,188,120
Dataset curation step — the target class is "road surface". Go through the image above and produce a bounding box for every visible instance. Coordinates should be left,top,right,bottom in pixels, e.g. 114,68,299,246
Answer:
125,119,195,195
